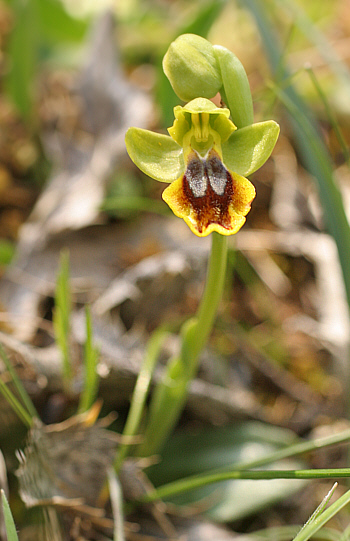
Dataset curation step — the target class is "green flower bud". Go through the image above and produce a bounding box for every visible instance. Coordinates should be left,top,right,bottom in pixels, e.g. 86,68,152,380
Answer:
163,34,222,101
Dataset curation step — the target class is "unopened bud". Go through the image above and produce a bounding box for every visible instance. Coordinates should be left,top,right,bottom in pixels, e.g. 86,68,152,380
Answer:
163,34,222,101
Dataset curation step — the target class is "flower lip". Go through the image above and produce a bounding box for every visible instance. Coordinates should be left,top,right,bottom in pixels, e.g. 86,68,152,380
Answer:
125,97,279,237
162,148,256,237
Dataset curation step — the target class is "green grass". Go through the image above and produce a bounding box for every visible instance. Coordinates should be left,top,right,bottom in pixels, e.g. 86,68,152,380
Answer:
78,305,100,413
2,0,350,537
53,250,73,390
1,490,19,541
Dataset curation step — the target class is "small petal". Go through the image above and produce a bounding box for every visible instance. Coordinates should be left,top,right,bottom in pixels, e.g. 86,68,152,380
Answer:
213,114,236,143
222,120,280,177
162,149,255,237
168,106,190,146
168,98,235,148
125,127,184,183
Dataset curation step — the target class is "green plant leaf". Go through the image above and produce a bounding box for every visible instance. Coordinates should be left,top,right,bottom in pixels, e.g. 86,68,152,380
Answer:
125,128,184,182
223,120,280,176
146,422,306,522
1,489,19,541
5,0,87,120
339,523,350,541
0,371,32,427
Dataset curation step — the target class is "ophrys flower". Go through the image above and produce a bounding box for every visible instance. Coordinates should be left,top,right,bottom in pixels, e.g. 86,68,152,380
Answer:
125,98,279,237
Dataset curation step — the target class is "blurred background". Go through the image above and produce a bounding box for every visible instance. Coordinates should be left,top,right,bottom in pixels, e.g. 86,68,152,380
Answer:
1,0,350,538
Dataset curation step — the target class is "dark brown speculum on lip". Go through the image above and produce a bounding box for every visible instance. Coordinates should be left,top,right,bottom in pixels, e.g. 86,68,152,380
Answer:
162,144,256,237
182,150,234,234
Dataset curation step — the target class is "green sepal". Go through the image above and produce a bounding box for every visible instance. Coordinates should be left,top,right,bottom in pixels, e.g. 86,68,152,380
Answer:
222,121,280,177
213,45,254,129
125,128,184,183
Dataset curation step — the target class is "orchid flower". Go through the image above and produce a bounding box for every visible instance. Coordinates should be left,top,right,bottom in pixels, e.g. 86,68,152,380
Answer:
125,97,279,237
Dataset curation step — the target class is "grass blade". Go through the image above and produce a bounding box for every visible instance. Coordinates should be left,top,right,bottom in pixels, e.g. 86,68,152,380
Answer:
305,66,350,166
78,306,100,413
1,489,19,541
292,487,350,541
108,469,125,541
0,375,32,427
114,327,169,472
299,483,338,532
247,525,339,541
274,0,350,89
0,343,37,420
53,250,73,390
141,468,350,504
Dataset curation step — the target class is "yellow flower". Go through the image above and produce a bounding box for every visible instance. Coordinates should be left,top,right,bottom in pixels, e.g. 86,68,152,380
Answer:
125,98,279,237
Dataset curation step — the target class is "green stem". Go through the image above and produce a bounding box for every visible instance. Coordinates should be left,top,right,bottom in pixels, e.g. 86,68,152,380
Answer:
138,233,228,456
193,233,228,356
138,425,350,504
140,468,350,503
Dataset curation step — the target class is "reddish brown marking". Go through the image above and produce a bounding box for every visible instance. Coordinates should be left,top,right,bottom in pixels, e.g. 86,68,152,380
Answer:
182,158,234,234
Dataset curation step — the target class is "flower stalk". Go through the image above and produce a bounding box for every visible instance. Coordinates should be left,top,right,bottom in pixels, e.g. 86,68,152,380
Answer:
124,33,279,457
138,233,227,456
